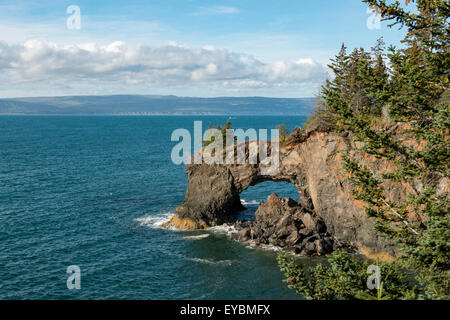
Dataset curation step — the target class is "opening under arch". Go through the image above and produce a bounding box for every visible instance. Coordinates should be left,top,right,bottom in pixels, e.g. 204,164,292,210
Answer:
237,181,299,221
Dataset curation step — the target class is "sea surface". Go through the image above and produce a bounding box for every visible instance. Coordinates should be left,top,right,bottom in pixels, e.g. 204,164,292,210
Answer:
0,115,317,300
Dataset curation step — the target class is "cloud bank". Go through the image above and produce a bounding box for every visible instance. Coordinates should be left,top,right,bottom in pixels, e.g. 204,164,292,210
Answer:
0,39,327,97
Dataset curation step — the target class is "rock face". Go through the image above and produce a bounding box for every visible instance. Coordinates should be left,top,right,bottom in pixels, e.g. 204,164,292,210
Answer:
232,194,334,255
167,128,399,256
171,163,245,228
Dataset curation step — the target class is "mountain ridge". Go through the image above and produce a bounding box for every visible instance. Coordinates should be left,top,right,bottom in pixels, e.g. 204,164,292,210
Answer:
0,95,316,115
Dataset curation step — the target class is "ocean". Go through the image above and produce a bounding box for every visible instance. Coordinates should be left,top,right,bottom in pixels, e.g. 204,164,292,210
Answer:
0,115,317,300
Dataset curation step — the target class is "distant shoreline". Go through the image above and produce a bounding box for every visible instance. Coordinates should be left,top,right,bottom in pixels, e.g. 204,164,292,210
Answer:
0,95,315,116
0,113,311,116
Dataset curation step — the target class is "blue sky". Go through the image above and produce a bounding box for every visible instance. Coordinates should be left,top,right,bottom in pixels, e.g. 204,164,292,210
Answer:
0,0,407,98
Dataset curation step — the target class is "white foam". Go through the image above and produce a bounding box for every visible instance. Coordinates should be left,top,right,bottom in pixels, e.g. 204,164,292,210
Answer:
259,243,282,252
208,224,281,252
244,241,282,253
208,224,237,235
241,199,260,206
169,252,232,266
185,257,232,266
182,234,210,240
135,212,176,230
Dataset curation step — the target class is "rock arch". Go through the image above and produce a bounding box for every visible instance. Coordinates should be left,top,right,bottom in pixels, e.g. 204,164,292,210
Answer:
167,129,397,255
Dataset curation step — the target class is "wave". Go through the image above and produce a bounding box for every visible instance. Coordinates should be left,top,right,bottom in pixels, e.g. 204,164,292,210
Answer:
245,241,281,252
182,234,210,240
135,211,176,230
259,243,282,252
208,224,237,236
168,252,232,266
240,199,260,206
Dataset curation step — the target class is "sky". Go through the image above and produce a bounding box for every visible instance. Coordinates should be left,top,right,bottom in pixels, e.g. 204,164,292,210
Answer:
0,0,408,98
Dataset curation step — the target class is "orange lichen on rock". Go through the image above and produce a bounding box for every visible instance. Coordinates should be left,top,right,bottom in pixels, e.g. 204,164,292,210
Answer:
353,199,367,210
359,246,396,263
162,215,209,230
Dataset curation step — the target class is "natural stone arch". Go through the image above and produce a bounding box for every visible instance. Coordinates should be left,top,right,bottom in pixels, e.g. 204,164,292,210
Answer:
174,136,316,226
167,129,397,255
176,158,305,228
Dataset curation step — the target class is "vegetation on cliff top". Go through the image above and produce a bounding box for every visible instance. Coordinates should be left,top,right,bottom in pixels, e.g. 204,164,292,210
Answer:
279,0,449,300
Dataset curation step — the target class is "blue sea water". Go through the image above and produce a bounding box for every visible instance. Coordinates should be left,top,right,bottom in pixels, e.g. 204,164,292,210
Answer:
0,115,313,300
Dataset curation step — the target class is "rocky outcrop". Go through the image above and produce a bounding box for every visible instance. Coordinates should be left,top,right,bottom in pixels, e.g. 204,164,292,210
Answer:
166,128,400,256
232,194,334,255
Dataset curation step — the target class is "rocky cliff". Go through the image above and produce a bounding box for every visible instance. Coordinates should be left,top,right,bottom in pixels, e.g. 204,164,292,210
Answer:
165,128,401,257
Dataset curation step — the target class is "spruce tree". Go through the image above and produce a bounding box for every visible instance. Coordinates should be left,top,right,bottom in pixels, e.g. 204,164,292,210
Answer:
279,0,449,300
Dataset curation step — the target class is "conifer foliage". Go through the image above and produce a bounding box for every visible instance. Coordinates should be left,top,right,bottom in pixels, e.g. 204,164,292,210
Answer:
279,0,449,300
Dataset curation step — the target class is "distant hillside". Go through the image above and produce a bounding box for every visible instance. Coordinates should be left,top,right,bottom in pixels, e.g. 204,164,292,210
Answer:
0,95,316,115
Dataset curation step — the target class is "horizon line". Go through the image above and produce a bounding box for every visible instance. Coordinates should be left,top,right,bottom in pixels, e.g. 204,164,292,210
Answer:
0,94,317,100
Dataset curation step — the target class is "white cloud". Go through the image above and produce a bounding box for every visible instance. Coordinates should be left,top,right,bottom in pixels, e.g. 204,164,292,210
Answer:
194,6,241,16
0,39,327,97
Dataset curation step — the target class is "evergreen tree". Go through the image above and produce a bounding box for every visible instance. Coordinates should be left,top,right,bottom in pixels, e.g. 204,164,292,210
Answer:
276,124,290,142
368,37,390,115
279,0,449,300
203,119,235,147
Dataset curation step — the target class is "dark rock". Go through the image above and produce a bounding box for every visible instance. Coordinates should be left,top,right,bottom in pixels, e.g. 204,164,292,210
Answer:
263,226,276,238
286,198,299,208
229,194,335,255
299,228,313,239
251,227,263,239
316,220,327,233
305,234,319,243
286,230,301,246
304,241,316,255
276,214,294,230
315,238,334,255
230,232,240,241
293,246,303,254
302,213,316,230
238,228,251,241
